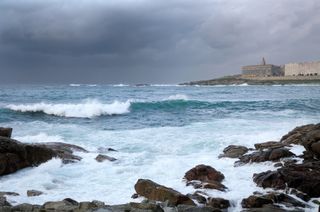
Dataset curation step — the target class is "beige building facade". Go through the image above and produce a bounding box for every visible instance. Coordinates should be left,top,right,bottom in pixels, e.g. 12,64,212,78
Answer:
284,61,320,76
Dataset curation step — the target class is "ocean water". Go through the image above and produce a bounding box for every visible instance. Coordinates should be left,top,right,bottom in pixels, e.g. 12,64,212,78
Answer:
0,84,320,210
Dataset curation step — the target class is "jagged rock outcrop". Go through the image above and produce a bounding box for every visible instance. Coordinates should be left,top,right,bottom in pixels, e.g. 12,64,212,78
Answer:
253,161,320,198
235,148,295,165
0,136,57,176
134,179,195,206
27,190,43,197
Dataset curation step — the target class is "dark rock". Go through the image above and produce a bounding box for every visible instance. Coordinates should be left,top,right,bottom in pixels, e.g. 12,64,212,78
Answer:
274,163,283,167
0,128,12,138
280,124,320,145
186,181,227,191
134,179,195,206
236,148,295,165
0,192,19,197
27,190,43,197
131,193,139,199
0,137,56,176
184,164,224,183
253,161,320,197
95,154,117,162
12,203,41,211
219,145,248,158
0,196,11,207
187,192,207,204
241,192,308,209
39,142,88,163
176,204,222,212
254,141,290,150
241,195,273,208
207,197,230,209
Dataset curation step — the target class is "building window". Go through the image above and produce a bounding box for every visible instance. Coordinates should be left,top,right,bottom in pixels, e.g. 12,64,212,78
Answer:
315,73,318,76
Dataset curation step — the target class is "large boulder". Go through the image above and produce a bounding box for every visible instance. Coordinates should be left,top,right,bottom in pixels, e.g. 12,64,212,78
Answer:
236,148,295,165
280,123,320,145
253,161,320,198
184,164,224,183
134,179,195,206
218,145,248,158
184,165,227,191
0,128,12,138
206,197,230,209
0,137,57,176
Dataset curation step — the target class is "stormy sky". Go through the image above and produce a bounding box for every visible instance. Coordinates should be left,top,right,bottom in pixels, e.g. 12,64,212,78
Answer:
0,0,320,84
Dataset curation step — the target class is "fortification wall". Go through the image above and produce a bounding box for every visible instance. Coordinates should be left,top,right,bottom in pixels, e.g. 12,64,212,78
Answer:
285,61,320,76
242,65,282,77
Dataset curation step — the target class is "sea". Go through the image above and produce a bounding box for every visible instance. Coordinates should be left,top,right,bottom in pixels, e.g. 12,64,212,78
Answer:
0,83,319,210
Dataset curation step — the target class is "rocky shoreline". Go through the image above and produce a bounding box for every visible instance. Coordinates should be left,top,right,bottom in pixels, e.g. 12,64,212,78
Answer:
180,75,320,86
1,124,320,211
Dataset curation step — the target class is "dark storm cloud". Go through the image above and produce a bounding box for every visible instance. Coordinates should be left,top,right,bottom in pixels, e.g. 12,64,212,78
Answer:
0,0,320,83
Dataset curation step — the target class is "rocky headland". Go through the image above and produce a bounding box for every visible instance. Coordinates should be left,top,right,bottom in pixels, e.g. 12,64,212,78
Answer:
1,124,320,211
181,75,320,86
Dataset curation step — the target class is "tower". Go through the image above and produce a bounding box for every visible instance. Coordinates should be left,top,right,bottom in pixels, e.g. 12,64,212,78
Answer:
261,57,266,65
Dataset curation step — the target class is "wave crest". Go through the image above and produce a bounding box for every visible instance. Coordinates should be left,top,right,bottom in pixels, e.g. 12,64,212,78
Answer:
6,100,130,118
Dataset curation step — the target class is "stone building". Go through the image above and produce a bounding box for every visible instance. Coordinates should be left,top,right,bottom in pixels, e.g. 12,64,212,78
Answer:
284,61,320,76
241,58,283,77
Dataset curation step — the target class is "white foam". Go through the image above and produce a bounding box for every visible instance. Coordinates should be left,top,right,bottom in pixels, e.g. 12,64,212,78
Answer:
69,84,81,87
14,133,65,144
6,99,131,118
113,84,129,87
165,94,189,100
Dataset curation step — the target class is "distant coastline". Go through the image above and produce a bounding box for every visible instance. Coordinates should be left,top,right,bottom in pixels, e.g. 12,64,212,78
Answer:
181,74,320,86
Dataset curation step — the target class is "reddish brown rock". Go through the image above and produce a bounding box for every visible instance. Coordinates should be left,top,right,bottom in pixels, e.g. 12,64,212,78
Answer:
134,179,195,206
207,197,230,209
254,141,290,150
184,164,224,183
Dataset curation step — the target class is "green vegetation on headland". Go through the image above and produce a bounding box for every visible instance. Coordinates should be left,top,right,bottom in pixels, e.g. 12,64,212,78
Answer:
181,75,320,85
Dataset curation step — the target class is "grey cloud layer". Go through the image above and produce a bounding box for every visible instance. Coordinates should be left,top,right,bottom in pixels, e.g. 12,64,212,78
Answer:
0,0,319,83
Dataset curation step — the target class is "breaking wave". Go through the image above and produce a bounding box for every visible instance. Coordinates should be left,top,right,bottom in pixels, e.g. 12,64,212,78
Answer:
6,100,130,118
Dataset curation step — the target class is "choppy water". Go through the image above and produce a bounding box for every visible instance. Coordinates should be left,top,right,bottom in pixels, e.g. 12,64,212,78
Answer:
0,84,319,210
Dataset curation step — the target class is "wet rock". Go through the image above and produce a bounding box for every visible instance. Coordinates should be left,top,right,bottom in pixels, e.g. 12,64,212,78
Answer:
39,142,88,163
42,198,79,211
253,161,320,198
95,154,117,162
0,196,11,207
187,192,207,204
0,136,57,176
0,192,19,197
176,205,221,212
184,165,224,183
131,193,139,199
0,127,12,138
27,190,43,197
134,179,195,206
241,192,308,209
186,181,227,191
280,123,320,145
254,141,290,150
241,195,273,208
236,148,295,165
184,165,227,191
207,197,230,209
218,145,248,158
